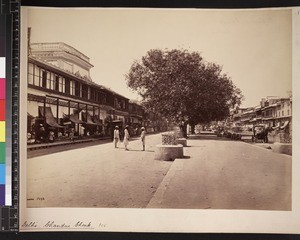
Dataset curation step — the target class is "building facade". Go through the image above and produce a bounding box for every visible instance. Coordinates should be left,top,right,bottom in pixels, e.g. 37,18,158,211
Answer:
229,96,292,143
26,42,142,143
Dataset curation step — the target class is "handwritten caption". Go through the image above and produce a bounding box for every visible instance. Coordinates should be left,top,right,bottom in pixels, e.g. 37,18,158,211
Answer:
21,221,107,230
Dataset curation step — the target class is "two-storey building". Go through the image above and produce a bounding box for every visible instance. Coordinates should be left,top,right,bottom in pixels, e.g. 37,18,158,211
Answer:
27,42,129,142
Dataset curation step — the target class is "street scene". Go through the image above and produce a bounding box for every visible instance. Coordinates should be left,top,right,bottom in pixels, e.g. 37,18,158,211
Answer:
25,8,292,211
27,132,291,210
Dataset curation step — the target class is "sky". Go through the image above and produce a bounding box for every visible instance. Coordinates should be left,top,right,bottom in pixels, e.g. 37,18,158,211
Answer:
25,7,292,108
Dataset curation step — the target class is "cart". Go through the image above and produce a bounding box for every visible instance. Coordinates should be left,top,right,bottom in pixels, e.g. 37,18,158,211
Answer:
252,125,269,143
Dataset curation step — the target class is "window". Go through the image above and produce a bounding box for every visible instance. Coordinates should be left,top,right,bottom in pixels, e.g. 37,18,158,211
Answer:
46,72,51,89
59,77,65,93
287,109,290,115
49,73,55,90
75,81,80,97
282,110,284,116
96,91,100,103
82,84,88,99
54,75,59,91
90,88,95,101
34,66,40,86
65,78,70,94
70,80,75,96
102,94,107,104
28,63,34,85
42,70,47,88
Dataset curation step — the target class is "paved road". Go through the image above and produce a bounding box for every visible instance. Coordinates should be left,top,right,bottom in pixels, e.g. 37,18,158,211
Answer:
27,133,172,208
27,134,291,210
147,135,291,210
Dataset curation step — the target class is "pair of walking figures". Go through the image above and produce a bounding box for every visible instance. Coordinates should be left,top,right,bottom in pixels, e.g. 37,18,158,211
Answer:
113,126,145,151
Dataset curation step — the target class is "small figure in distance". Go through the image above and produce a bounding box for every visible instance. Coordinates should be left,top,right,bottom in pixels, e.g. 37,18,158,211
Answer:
49,130,55,143
69,128,74,142
113,126,120,148
140,127,146,151
123,125,130,151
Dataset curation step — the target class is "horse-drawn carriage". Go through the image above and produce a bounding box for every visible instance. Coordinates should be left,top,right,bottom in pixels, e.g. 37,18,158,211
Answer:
252,125,269,143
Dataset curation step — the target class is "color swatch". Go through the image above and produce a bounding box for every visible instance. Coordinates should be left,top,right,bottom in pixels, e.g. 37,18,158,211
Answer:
0,63,5,206
0,14,7,206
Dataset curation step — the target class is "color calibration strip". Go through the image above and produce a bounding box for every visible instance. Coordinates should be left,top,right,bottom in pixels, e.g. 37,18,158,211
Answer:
0,0,18,231
0,15,6,206
0,12,12,207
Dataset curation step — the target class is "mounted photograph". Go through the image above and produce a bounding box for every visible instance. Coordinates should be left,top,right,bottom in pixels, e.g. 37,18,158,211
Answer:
19,6,300,233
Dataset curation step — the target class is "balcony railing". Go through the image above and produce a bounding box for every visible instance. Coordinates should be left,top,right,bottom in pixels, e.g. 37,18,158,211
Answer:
31,42,90,63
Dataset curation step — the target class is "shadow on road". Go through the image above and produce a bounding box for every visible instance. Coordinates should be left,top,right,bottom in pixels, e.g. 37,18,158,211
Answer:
188,134,233,141
121,149,155,153
28,139,112,159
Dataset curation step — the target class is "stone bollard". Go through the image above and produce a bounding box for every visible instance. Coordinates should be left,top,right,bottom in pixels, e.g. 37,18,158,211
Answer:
155,132,184,161
154,144,184,161
176,138,187,147
272,142,292,156
161,132,177,145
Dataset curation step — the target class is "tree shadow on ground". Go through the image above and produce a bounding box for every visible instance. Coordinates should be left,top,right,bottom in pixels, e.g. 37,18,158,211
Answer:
163,155,190,161
125,149,155,153
187,134,234,141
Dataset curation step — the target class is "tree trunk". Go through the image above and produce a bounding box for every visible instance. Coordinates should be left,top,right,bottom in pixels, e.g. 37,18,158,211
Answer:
191,124,195,134
180,121,188,138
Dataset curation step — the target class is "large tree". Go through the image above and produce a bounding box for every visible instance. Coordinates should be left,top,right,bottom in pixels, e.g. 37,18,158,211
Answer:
126,49,243,136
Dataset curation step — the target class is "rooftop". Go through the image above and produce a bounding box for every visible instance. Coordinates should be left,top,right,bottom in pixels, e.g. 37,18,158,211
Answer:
30,42,92,65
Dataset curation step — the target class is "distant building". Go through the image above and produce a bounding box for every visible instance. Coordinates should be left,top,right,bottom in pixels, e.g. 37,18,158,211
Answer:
128,100,145,135
229,96,292,143
260,97,292,129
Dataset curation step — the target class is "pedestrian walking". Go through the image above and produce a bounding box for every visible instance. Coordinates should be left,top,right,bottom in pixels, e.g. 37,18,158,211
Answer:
123,125,130,150
113,126,120,148
140,127,146,151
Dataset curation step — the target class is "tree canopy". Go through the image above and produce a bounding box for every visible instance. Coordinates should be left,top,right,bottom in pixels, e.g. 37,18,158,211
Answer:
126,49,243,126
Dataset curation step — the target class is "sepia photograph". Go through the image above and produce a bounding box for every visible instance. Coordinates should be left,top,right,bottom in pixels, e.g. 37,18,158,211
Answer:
19,6,300,233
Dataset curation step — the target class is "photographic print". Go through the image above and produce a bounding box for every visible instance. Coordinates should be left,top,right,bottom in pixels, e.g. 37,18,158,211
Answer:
19,7,300,233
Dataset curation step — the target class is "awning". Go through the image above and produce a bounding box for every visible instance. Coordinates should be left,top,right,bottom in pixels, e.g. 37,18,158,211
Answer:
27,113,34,119
82,112,97,125
272,122,280,130
280,121,289,130
240,118,250,122
63,112,84,124
69,114,84,124
39,106,64,128
93,115,103,126
112,120,122,123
